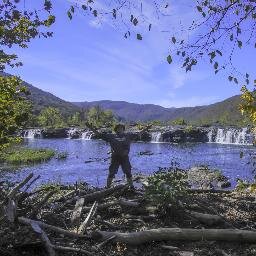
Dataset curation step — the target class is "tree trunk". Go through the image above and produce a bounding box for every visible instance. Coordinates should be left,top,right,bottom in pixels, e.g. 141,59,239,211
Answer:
92,228,256,245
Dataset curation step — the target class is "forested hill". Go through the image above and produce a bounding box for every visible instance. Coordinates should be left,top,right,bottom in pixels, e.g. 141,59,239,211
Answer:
73,96,243,124
1,72,243,124
1,72,79,116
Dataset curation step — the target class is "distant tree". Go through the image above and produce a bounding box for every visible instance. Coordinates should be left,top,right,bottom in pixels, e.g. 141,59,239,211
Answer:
38,107,65,128
87,106,116,128
67,112,82,126
171,118,187,126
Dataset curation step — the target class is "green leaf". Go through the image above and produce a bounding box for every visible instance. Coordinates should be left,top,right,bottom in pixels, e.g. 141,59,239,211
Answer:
133,18,138,26
67,11,72,20
82,5,87,10
228,76,233,82
196,6,203,12
136,33,142,40
167,55,172,64
171,37,176,44
93,10,97,17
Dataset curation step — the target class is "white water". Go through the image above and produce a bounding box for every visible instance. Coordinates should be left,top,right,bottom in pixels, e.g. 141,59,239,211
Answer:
151,132,162,142
81,131,93,140
23,129,42,139
207,127,253,145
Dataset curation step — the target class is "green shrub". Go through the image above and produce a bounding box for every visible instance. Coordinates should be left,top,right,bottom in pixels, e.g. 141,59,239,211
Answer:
144,169,189,206
0,148,55,165
56,151,68,160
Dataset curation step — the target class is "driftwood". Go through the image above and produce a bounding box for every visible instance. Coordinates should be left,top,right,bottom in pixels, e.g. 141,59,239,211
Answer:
53,245,93,255
78,201,98,234
30,190,55,218
188,211,224,226
57,184,126,211
18,217,86,238
71,198,85,225
30,221,56,256
4,173,34,202
91,228,256,245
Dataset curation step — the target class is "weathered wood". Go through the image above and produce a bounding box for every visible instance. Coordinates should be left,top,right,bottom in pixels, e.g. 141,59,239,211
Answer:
188,211,224,226
7,173,34,200
53,245,93,255
30,220,56,256
71,198,85,225
18,217,86,238
57,184,126,212
30,191,55,218
91,228,256,245
24,175,41,192
161,245,180,251
6,199,16,222
78,201,98,234
119,198,140,208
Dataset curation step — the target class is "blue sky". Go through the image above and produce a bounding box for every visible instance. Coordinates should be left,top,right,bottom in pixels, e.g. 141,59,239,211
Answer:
5,0,254,107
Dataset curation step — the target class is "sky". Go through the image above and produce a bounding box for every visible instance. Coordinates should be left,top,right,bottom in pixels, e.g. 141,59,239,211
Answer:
5,0,255,108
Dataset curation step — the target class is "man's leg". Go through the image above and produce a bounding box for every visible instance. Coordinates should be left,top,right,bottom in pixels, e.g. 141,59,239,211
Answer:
121,155,134,189
107,155,120,188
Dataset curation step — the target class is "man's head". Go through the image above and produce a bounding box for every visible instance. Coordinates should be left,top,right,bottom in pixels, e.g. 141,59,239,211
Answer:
114,123,125,134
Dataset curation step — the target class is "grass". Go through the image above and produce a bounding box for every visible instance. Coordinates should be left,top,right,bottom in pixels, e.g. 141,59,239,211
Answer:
0,148,55,165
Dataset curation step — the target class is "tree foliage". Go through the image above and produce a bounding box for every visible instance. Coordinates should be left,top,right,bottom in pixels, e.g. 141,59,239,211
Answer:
86,106,116,128
0,0,55,149
38,107,65,128
0,75,30,149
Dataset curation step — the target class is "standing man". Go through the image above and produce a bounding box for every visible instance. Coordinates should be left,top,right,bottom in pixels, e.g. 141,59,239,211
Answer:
86,122,151,188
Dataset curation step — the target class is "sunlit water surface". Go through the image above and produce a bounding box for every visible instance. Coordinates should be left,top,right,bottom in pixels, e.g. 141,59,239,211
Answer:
0,138,255,188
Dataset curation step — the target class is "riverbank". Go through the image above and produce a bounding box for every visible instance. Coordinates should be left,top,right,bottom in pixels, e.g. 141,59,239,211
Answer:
1,173,256,256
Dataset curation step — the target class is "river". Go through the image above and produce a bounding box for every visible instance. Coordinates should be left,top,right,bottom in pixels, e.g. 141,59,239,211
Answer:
0,138,255,188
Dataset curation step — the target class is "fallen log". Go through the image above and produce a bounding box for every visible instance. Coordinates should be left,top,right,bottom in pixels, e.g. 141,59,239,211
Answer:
18,217,86,238
78,201,98,234
91,228,256,245
30,191,55,218
30,221,56,256
7,173,34,200
57,184,127,211
188,211,224,226
71,198,85,226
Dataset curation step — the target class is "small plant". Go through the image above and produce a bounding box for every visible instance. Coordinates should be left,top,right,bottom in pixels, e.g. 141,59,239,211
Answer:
56,151,68,160
144,168,189,206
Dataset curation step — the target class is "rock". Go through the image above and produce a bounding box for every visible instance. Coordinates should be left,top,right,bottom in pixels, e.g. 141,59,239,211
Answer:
217,181,231,189
42,128,69,138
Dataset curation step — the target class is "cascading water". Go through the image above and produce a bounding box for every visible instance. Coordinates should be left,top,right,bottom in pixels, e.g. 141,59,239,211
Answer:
207,127,253,145
81,131,93,140
23,129,42,139
151,132,162,142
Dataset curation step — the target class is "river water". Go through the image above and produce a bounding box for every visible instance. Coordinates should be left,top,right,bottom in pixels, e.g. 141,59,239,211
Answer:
0,138,255,188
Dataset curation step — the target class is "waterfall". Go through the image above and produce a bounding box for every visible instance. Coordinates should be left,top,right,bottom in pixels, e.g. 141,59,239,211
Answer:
23,129,42,139
81,131,93,140
151,132,162,142
207,127,253,145
67,128,79,139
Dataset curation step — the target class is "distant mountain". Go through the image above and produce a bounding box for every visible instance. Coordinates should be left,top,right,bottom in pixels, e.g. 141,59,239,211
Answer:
1,72,80,116
73,96,243,125
1,72,244,124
